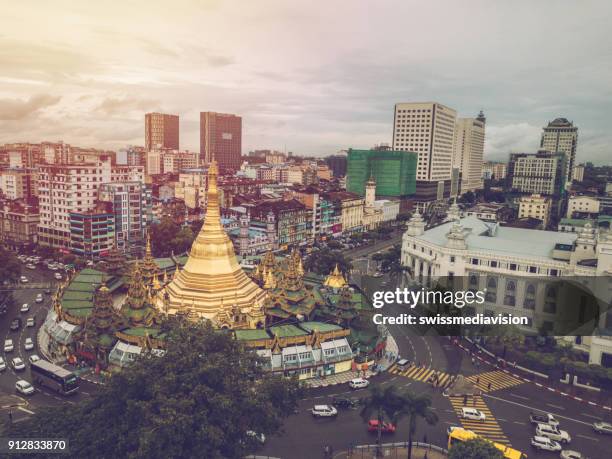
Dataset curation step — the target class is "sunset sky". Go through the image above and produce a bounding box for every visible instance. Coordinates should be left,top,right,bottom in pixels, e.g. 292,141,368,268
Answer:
1,0,611,163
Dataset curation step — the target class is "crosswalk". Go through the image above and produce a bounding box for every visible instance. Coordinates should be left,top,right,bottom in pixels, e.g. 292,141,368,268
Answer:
448,395,511,445
389,364,454,389
465,370,524,393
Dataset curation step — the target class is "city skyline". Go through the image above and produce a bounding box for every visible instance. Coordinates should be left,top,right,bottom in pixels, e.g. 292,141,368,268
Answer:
1,1,611,164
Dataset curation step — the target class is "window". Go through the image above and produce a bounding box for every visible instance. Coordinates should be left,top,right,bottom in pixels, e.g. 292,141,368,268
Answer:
450,256,455,263
472,258,479,265
490,261,498,268
509,263,517,271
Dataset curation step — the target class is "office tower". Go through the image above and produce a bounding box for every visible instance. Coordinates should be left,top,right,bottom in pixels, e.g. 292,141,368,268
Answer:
199,112,242,172
453,111,486,193
392,102,457,182
540,118,578,184
145,113,179,150
346,149,417,197
507,151,566,196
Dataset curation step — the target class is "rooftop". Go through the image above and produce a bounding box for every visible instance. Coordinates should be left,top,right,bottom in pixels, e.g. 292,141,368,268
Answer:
418,216,577,262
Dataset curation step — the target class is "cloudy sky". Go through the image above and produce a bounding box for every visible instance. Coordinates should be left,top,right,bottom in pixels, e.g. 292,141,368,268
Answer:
1,1,611,163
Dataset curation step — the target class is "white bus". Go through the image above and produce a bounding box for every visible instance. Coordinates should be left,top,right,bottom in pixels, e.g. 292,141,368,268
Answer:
30,360,79,395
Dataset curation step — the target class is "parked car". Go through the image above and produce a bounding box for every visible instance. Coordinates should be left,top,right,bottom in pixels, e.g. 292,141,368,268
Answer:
20,276,28,283
10,318,21,331
35,294,43,303
332,397,357,409
44,289,52,294
28,354,41,365
593,421,612,434
54,272,63,280
4,339,14,352
0,357,6,372
531,435,561,452
11,357,26,371
26,317,35,327
461,407,486,422
311,405,338,418
20,303,30,313
348,378,370,389
367,420,396,434
536,423,571,443
15,380,35,396
396,358,411,368
24,337,34,351
560,450,588,459
529,412,559,427
246,431,266,444
26,264,36,270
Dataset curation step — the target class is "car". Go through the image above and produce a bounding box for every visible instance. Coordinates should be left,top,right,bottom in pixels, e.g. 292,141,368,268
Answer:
28,354,41,365
4,339,14,352
48,264,58,271
35,294,43,304
20,303,30,313
560,450,587,459
54,272,63,280
367,420,396,434
15,380,35,396
536,423,571,443
246,431,266,444
461,407,486,422
26,317,35,327
26,264,36,270
20,276,28,283
348,378,370,389
396,358,411,367
24,338,34,351
0,357,6,372
44,289,52,294
332,397,357,409
530,412,560,427
10,318,22,331
593,421,612,434
531,435,562,452
12,357,26,371
311,405,338,417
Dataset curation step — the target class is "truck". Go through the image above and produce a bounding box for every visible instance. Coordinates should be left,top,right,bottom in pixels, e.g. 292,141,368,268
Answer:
529,412,559,427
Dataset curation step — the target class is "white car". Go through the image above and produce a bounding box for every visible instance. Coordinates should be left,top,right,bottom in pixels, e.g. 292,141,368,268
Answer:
54,272,63,280
20,276,28,283
593,421,612,434
26,317,35,327
311,405,338,417
531,435,561,452
0,356,6,371
26,263,36,270
35,294,43,303
28,354,41,364
246,431,266,444
461,407,486,422
396,358,411,367
12,357,26,371
24,338,34,351
560,450,587,459
15,380,35,396
536,423,571,443
20,303,30,313
349,378,370,389
4,339,14,352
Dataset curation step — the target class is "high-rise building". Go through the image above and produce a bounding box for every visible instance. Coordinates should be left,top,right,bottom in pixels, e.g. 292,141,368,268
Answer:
540,118,578,185
325,154,347,178
37,157,144,249
199,112,242,172
145,113,179,151
346,149,417,197
507,151,566,196
393,102,457,182
453,111,486,193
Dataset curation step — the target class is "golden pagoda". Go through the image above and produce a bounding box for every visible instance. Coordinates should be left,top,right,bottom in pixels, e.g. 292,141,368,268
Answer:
323,264,347,289
156,161,267,329
140,231,161,288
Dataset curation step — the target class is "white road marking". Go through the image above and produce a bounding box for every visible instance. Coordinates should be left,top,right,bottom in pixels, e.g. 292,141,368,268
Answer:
583,414,602,420
546,403,565,410
17,406,34,414
513,421,526,425
576,434,599,441
509,393,529,400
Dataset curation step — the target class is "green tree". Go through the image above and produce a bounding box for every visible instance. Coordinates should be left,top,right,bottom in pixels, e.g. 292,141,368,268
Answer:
5,318,301,459
150,217,197,257
304,248,352,276
396,392,438,459
0,246,21,284
448,438,504,459
360,385,403,457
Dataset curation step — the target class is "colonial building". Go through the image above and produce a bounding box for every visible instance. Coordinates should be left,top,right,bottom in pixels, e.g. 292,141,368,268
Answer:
324,191,364,234
0,199,39,251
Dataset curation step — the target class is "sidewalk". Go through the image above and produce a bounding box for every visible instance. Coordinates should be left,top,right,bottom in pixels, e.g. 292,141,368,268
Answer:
335,444,447,459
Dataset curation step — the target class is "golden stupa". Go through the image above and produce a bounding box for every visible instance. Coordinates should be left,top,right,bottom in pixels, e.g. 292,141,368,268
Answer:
156,161,267,329
323,264,347,289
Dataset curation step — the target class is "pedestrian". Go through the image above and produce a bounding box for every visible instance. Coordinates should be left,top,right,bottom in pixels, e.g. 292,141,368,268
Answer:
476,376,480,385
487,382,492,391
473,397,476,406
8,410,12,423
463,394,468,405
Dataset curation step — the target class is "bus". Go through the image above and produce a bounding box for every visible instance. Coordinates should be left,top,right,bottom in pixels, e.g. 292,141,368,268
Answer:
30,360,79,395
448,427,527,459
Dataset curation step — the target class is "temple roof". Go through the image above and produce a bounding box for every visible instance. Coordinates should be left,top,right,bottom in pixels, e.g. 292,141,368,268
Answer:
323,264,347,289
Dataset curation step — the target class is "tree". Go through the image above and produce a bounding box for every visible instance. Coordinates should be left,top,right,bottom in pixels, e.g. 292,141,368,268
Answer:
0,246,21,284
448,438,504,459
360,385,403,457
150,217,197,257
304,248,352,276
396,392,438,459
5,318,302,459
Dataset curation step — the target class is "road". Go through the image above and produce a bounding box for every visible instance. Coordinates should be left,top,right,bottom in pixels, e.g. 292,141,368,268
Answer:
259,242,612,459
0,263,96,425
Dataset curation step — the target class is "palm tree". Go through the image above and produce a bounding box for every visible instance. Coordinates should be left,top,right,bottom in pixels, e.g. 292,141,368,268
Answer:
395,391,438,459
360,385,403,457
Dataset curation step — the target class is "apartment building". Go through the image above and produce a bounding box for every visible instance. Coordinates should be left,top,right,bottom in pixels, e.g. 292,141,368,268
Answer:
567,195,600,218
482,161,507,180
0,168,37,200
0,199,39,251
507,151,566,196
518,194,552,227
